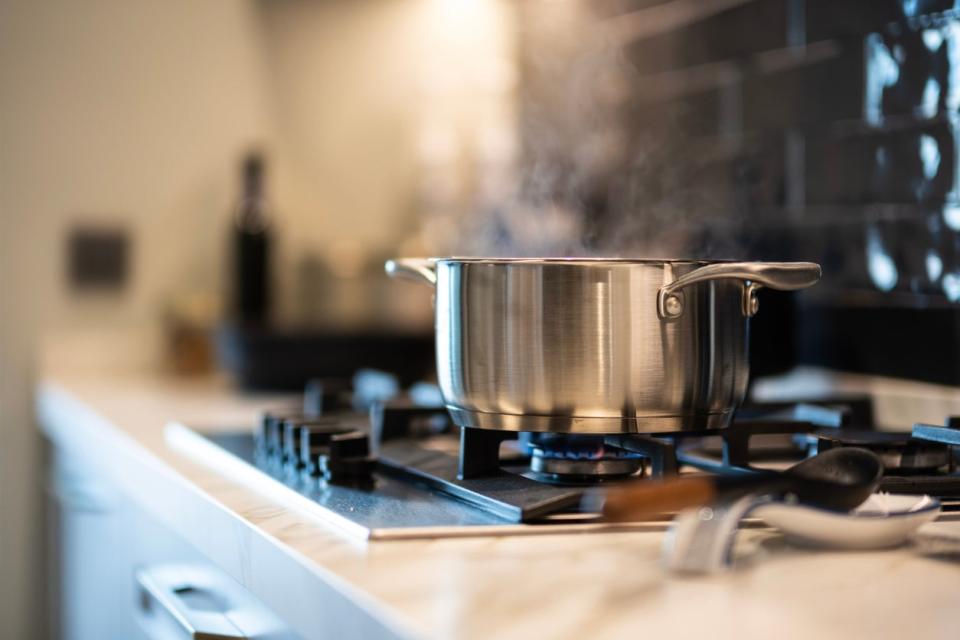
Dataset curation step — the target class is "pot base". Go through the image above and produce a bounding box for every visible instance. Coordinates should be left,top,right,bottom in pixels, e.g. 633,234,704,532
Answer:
447,407,733,434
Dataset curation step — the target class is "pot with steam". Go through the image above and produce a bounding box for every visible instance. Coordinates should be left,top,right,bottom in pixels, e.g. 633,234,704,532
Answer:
386,258,820,434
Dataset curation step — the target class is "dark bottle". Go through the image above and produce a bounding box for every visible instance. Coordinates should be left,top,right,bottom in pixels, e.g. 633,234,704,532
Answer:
232,152,272,324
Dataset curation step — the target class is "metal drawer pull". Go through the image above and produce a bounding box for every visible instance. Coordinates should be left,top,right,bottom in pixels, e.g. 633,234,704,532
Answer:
136,565,300,639
136,566,245,639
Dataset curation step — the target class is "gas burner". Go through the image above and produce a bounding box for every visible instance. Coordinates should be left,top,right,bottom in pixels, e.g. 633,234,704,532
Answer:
813,429,952,474
525,434,645,484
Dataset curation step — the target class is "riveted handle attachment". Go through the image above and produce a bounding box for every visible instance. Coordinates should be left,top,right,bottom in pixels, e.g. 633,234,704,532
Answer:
658,262,821,319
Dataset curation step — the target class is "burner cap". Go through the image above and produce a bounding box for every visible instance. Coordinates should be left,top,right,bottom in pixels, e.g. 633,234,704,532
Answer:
527,435,644,484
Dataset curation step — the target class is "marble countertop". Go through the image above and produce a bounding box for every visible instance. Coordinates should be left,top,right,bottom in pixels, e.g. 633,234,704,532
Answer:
36,364,960,640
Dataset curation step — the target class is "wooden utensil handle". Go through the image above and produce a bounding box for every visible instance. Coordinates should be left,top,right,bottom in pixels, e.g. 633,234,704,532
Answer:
601,477,717,521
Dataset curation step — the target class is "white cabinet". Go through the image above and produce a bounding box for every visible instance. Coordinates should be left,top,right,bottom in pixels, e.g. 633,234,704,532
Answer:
49,445,299,640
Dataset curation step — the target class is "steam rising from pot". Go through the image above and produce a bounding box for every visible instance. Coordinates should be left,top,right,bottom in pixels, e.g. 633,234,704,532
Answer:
445,1,747,260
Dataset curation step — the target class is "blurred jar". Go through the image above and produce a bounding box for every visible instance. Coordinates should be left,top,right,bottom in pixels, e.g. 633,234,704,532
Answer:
164,291,221,375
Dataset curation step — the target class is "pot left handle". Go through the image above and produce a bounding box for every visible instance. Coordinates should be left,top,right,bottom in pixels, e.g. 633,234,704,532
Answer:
385,258,437,286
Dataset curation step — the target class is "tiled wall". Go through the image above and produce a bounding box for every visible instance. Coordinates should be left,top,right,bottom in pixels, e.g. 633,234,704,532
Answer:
516,0,960,381
519,0,960,303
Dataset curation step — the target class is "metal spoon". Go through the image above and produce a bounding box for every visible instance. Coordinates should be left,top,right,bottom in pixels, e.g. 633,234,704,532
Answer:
663,493,941,574
598,447,884,521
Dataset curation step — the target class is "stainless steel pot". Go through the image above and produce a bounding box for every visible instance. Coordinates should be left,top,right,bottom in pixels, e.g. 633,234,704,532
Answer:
385,258,820,434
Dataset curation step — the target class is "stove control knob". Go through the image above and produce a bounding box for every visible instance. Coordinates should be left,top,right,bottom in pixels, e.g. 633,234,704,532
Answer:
298,420,366,474
258,412,299,465
282,420,307,469
256,413,276,458
319,430,376,487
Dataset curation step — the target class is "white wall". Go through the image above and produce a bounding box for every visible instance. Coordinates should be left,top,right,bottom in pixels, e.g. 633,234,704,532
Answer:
0,1,270,636
0,0,515,637
258,0,516,249
257,0,517,316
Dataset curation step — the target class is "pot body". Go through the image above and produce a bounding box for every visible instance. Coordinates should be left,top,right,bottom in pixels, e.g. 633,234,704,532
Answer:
387,258,820,434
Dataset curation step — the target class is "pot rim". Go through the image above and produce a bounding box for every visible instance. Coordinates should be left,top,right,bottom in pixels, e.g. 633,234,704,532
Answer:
428,257,739,266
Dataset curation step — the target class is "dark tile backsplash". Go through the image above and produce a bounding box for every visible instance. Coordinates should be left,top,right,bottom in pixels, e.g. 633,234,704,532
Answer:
623,0,788,75
805,118,957,205
517,0,960,382
741,37,864,131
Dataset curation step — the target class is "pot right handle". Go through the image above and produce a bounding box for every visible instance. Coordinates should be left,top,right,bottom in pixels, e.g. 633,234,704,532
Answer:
658,262,821,319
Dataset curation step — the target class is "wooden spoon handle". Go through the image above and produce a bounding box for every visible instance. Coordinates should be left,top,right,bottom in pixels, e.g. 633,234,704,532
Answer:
601,477,717,521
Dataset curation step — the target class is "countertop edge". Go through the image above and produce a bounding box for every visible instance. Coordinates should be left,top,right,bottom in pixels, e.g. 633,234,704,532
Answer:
35,376,422,640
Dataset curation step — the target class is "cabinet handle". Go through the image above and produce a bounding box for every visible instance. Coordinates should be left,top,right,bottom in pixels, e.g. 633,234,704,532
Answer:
136,566,247,639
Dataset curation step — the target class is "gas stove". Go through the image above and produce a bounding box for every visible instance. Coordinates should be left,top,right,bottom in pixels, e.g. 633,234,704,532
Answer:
166,371,960,540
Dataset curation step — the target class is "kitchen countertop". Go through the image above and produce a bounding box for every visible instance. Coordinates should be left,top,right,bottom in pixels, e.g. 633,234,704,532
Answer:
36,356,960,639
